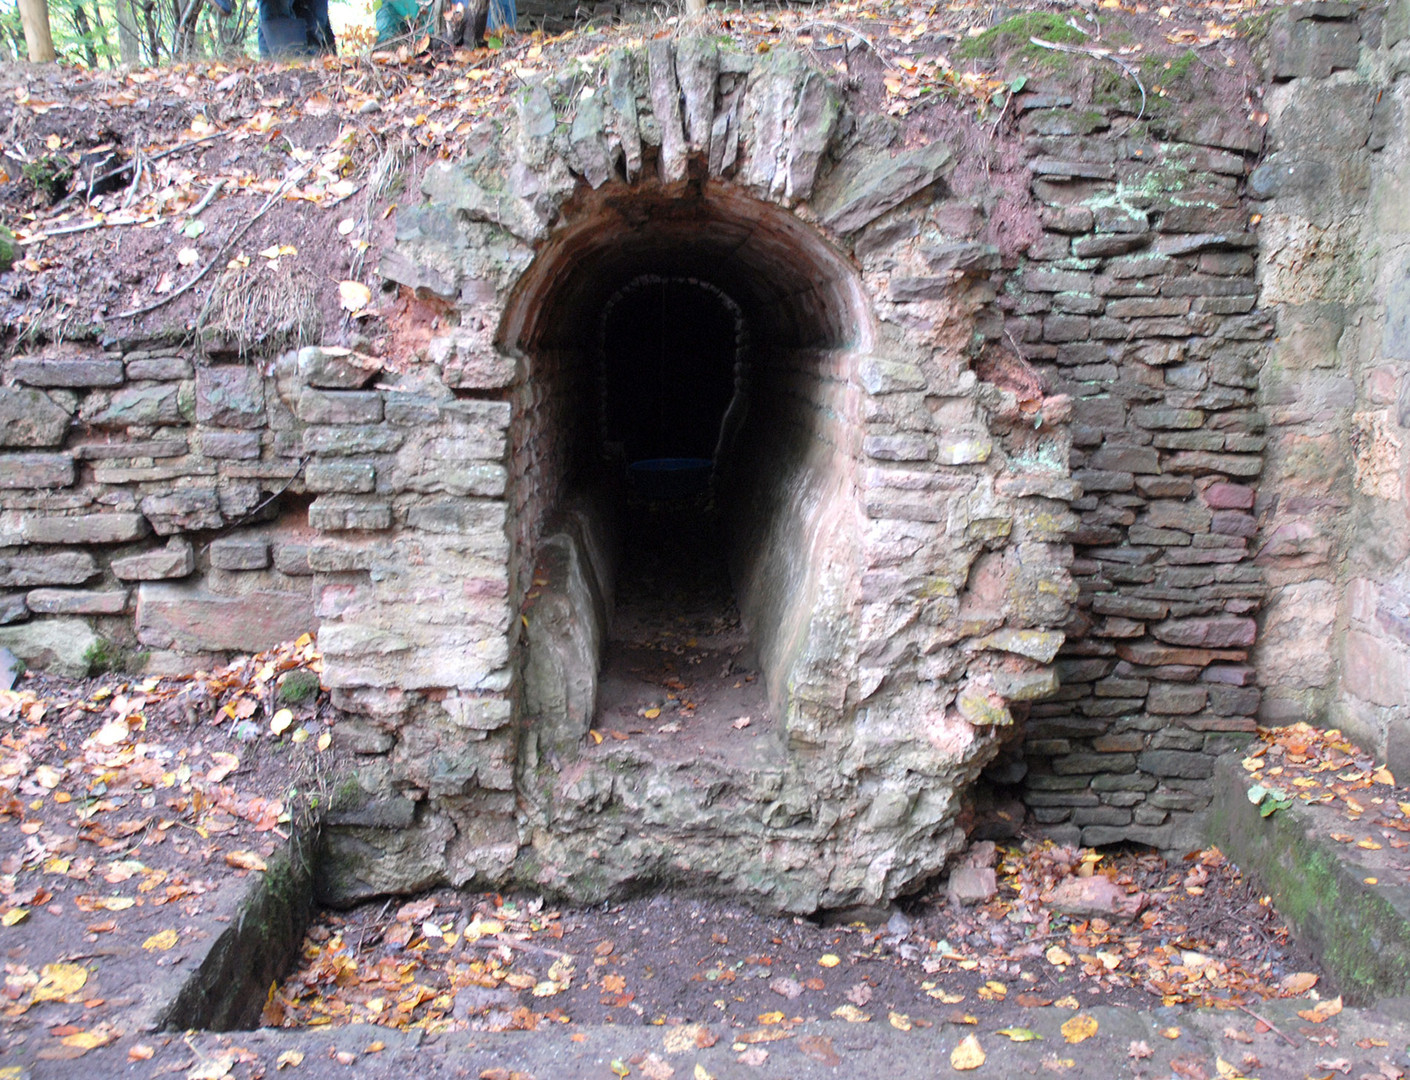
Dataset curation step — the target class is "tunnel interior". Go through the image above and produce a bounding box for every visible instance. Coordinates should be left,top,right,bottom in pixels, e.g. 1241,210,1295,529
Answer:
502,187,869,745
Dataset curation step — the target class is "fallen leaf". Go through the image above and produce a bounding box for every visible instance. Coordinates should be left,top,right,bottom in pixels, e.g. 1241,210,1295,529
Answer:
832,1004,870,1023
2,908,29,926
224,851,267,872
178,247,200,266
888,1011,912,1031
1280,972,1319,995
769,977,802,999
736,1047,767,1066
32,963,88,1003
143,928,179,951
997,1027,1042,1042
187,1054,235,1079
818,954,840,968
1129,1040,1153,1059
61,1029,112,1050
1297,996,1343,1023
796,1035,840,1066
1061,1014,1098,1044
846,982,873,1006
951,1034,986,1071
129,1044,156,1061
339,280,372,312
640,1053,674,1079
276,1049,305,1069
206,752,240,783
270,708,294,735
693,1067,713,1080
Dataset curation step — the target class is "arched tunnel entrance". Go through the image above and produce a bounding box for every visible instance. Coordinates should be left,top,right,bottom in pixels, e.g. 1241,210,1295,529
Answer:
501,185,870,763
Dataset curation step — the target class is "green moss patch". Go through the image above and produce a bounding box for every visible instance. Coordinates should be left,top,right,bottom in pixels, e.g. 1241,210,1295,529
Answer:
957,12,1088,64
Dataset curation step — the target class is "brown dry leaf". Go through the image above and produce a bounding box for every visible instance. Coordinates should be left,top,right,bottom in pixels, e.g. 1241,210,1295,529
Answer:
1061,1014,1098,1044
846,982,873,1006
639,1054,674,1080
951,1034,986,1071
1297,996,1343,1023
796,1035,841,1066
662,1024,715,1054
1129,1040,1153,1059
601,973,626,993
187,1054,235,1080
224,850,267,872
1280,972,1319,995
206,752,240,783
736,1047,768,1066
129,1044,156,1061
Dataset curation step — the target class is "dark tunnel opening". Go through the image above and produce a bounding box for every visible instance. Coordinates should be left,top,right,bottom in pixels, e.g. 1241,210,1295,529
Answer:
500,187,869,739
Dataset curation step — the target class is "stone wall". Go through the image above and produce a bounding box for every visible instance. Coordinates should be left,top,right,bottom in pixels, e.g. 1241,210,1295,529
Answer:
1254,0,1410,773
0,345,315,675
998,74,1270,850
5,22,1348,908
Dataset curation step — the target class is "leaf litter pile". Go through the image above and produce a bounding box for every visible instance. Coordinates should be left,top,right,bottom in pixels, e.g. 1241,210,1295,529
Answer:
0,635,341,1064
269,837,1321,1045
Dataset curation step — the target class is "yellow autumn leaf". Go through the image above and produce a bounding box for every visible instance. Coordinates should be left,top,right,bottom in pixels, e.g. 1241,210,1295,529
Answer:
270,708,294,735
1160,1026,1181,1039
888,1011,911,1031
996,1027,1041,1042
643,707,661,719
276,1049,305,1069
1061,1014,1099,1044
818,954,841,968
225,850,268,872
2,908,29,926
950,1033,986,1071
1373,766,1395,785
143,928,179,951
291,727,310,743
1215,1057,1244,1080
694,1066,714,1080
101,896,136,911
61,1029,112,1050
757,1011,785,1025
317,730,332,752
339,280,372,312
831,1005,870,1023
1046,945,1073,966
32,963,88,1002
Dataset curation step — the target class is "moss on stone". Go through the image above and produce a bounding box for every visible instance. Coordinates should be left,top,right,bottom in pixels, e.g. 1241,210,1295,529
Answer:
956,12,1087,63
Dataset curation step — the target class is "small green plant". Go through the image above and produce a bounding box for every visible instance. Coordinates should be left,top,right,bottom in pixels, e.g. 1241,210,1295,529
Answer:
22,158,73,204
278,668,322,704
82,638,117,676
0,224,14,272
1247,783,1293,818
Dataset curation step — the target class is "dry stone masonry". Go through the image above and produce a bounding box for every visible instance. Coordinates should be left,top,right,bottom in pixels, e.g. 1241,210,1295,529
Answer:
2,5,1402,912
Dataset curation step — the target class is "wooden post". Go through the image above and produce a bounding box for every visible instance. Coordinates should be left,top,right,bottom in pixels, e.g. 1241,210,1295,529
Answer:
18,0,57,61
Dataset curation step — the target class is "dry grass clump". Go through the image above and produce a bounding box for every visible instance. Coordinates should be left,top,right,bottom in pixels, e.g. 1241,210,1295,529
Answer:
199,260,322,359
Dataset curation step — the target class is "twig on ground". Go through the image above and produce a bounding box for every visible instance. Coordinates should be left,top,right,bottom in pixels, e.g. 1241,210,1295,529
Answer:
188,177,227,218
1029,35,1147,119
795,19,900,68
1236,1001,1300,1047
49,131,224,215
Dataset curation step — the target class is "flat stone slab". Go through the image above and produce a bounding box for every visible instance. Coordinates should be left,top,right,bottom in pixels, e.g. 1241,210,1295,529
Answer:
136,581,315,653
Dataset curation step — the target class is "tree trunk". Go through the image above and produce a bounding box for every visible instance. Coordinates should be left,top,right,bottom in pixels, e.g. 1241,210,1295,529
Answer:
18,0,57,61
114,0,142,64
71,2,100,67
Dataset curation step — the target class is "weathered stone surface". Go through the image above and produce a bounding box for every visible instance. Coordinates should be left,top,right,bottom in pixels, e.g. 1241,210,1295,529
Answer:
0,453,75,489
20,513,149,545
210,537,271,570
141,489,223,534
309,498,393,532
0,388,71,447
0,617,100,677
136,582,315,652
111,538,196,581
306,461,377,493
200,430,262,459
0,593,26,625
815,140,954,235
0,552,98,587
298,346,382,389
297,390,383,425
83,383,183,427
1151,616,1256,648
947,866,997,905
195,366,265,427
10,354,124,387
26,588,129,614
